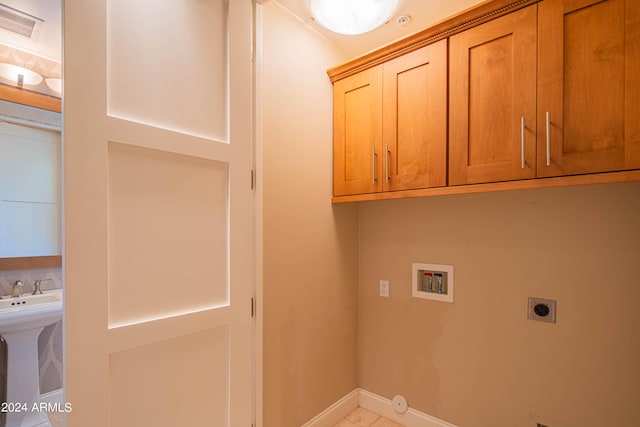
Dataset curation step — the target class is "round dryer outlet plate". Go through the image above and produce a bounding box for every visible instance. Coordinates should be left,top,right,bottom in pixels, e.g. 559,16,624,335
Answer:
391,394,408,414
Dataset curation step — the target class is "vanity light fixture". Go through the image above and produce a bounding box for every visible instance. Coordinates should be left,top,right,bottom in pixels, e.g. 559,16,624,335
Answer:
45,78,61,94
309,0,401,35
0,63,43,86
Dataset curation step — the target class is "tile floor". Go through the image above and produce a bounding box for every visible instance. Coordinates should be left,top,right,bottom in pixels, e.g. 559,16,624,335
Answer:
333,407,405,427
46,406,399,427
47,411,64,427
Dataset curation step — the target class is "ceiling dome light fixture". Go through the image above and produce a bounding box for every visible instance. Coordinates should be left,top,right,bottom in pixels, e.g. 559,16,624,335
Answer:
310,0,401,35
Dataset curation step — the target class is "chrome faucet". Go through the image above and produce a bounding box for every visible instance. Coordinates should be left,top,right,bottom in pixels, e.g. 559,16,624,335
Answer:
32,278,52,295
11,280,24,297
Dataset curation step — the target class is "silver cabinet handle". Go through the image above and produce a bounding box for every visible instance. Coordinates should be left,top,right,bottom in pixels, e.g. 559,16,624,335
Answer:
521,116,525,169
385,144,390,184
545,111,551,166
372,146,377,185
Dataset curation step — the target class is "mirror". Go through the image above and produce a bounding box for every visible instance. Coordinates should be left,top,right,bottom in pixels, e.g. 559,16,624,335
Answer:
0,92,61,271
0,0,62,271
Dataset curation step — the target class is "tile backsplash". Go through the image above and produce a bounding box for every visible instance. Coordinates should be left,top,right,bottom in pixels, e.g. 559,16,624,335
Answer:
0,268,63,296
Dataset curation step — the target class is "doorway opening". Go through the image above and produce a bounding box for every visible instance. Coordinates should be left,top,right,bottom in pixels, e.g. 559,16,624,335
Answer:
0,0,63,426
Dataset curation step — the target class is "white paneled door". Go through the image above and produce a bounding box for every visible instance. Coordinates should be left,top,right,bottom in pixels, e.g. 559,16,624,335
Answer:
64,1,254,426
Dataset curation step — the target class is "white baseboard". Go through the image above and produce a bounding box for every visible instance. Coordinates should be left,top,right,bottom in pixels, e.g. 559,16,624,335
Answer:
302,388,458,427
301,389,359,427
358,389,458,427
40,389,64,406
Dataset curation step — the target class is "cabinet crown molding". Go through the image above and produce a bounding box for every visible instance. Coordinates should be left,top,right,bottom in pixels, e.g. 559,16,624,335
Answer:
327,0,539,83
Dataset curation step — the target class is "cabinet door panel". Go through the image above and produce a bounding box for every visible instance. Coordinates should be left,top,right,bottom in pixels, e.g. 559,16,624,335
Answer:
334,66,383,196
449,5,537,185
383,40,447,191
538,0,640,176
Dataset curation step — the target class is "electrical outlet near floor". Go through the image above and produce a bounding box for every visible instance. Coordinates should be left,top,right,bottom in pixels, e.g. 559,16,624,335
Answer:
528,297,556,323
379,280,389,297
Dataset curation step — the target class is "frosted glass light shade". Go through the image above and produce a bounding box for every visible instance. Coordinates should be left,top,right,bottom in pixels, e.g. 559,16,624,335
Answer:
45,78,62,94
310,0,400,35
0,63,43,86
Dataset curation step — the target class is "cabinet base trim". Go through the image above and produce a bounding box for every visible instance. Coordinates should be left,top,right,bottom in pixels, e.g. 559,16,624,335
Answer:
331,170,640,203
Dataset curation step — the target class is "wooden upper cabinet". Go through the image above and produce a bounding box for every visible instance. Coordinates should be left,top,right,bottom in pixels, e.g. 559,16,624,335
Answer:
449,5,537,185
329,0,640,202
333,66,383,196
333,41,447,196
538,0,640,177
383,40,447,191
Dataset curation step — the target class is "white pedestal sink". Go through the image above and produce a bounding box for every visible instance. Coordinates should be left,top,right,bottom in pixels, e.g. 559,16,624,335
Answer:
0,290,62,427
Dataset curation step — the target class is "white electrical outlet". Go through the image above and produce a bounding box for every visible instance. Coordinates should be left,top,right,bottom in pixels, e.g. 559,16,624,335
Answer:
379,280,389,297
